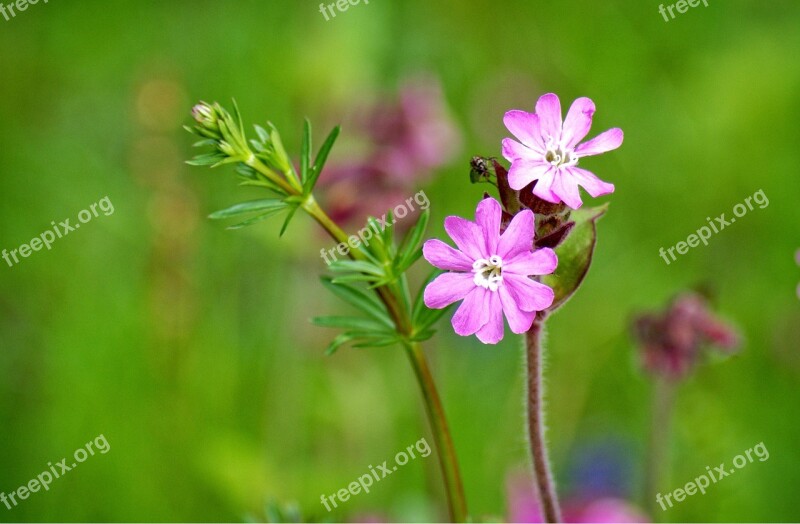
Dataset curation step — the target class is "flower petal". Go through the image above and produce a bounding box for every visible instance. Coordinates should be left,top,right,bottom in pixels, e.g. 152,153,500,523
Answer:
508,158,549,191
561,97,595,149
498,209,534,260
531,166,560,203
475,197,502,254
451,287,490,336
423,239,473,271
535,93,562,143
504,274,555,312
444,216,487,260
551,169,584,209
506,248,558,276
475,292,505,344
503,110,545,153
502,137,536,162
567,167,615,197
499,285,537,333
575,128,623,157
424,272,475,309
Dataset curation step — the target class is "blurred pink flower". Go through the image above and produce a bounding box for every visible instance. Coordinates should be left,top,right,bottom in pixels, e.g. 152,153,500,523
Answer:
320,76,461,225
507,472,649,523
502,93,622,209
633,292,740,380
423,198,557,344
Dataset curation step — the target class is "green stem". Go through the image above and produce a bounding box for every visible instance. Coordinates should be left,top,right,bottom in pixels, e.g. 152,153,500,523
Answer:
526,317,562,523
644,376,675,517
404,341,468,522
301,192,467,521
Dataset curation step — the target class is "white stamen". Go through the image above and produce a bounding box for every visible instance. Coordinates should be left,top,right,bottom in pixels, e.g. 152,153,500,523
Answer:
544,136,578,168
472,255,504,291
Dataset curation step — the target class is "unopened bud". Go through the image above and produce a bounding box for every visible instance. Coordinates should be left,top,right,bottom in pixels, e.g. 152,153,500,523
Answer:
192,101,217,128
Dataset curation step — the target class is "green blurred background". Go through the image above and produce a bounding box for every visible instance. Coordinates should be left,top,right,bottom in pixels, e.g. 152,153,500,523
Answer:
1,0,798,521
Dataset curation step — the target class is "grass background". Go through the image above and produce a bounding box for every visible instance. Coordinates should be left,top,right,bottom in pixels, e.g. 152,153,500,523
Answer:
0,0,798,521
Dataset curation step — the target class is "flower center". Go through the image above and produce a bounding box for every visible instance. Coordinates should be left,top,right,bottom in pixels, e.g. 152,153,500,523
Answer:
472,255,503,291
544,137,578,168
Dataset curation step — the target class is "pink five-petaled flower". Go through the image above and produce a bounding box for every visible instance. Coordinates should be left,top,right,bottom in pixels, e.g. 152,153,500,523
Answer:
502,93,624,209
422,198,557,344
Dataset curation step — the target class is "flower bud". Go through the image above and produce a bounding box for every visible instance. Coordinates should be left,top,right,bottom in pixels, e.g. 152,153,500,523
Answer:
191,101,217,128
632,292,740,380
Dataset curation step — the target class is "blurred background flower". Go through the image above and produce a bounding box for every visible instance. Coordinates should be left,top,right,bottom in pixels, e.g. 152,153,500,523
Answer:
318,76,461,226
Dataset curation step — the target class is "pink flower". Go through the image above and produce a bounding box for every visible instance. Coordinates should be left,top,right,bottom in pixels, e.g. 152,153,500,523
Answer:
633,292,740,380
506,472,649,523
422,198,557,344
502,93,623,209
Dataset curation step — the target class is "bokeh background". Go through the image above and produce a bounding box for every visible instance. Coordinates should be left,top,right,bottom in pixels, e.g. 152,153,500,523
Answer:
1,0,798,521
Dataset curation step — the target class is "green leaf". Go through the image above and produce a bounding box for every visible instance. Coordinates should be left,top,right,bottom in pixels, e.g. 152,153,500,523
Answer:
396,209,429,272
279,205,300,237
312,316,393,333
231,98,245,137
542,203,608,312
300,119,311,184
323,331,400,355
408,329,436,342
319,278,394,328
325,333,354,356
305,125,340,193
330,274,381,285
414,305,452,335
412,269,442,323
352,335,400,349
364,216,390,260
328,260,386,277
208,199,287,219
381,209,395,253
268,123,296,182
226,207,289,230
410,269,453,336
186,153,226,166
254,124,270,144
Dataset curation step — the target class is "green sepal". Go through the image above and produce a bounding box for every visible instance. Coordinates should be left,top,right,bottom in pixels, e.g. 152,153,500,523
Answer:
542,203,608,312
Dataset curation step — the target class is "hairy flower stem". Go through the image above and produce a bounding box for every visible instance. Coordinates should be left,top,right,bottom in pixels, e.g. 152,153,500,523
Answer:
525,317,562,523
300,193,467,522
644,376,675,517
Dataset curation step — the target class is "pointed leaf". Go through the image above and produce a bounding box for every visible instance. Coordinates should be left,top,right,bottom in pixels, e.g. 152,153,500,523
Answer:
396,209,429,271
312,316,393,333
330,274,381,284
542,203,608,312
305,125,340,193
226,207,288,230
352,336,400,349
412,269,444,323
319,278,393,327
279,204,300,237
328,260,386,277
300,119,311,183
325,333,355,356
208,199,287,220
